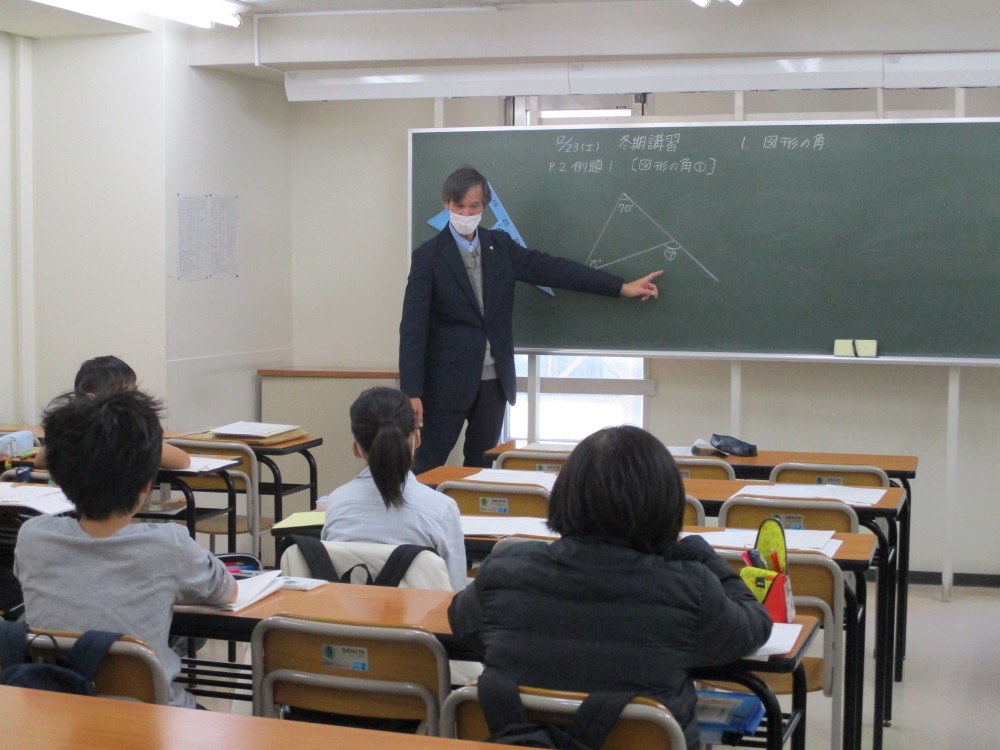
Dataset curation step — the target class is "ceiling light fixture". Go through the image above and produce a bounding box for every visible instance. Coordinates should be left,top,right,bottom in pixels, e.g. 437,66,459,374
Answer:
28,0,250,29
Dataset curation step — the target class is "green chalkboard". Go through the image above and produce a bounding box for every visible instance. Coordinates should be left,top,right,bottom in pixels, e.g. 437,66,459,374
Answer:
409,120,1000,359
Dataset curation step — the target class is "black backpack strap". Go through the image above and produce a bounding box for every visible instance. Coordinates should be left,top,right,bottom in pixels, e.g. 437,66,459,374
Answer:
0,621,29,668
65,631,122,684
338,563,374,585
477,669,532,735
290,535,339,582
564,691,637,749
373,545,436,587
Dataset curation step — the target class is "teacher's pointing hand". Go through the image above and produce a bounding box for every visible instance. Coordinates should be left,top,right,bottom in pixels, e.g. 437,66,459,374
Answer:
620,270,663,301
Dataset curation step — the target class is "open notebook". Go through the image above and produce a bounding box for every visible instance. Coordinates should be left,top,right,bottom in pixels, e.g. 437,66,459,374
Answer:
174,570,283,613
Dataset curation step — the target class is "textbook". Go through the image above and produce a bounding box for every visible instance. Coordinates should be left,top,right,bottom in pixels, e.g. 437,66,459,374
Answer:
207,422,309,446
174,570,283,613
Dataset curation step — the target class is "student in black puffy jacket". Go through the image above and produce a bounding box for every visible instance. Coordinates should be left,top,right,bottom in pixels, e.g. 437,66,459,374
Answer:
448,425,772,750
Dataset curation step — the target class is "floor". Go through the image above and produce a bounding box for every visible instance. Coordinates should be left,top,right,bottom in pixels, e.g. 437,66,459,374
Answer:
201,583,1000,749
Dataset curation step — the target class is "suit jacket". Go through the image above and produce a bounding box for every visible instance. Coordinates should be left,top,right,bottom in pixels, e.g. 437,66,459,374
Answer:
399,226,623,412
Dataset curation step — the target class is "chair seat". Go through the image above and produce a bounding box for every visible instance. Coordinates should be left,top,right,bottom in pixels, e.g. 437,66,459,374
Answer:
700,655,826,696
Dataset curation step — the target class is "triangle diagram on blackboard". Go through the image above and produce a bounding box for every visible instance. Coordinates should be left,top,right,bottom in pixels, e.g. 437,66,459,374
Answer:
584,193,718,282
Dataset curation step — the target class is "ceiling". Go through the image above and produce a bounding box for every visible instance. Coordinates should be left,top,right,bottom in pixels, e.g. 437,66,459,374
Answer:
1,0,706,39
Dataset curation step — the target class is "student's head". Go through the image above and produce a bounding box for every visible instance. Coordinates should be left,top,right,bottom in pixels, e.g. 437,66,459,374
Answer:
547,425,685,555
349,387,418,509
73,355,137,396
41,389,164,520
441,165,492,211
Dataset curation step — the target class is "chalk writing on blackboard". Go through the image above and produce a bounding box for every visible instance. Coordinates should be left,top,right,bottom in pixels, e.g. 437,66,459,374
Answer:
585,193,719,282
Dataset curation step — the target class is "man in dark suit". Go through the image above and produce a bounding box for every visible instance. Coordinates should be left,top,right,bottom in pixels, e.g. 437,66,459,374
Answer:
399,165,661,474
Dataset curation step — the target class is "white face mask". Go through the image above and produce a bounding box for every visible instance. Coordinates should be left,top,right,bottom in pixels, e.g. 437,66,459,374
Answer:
450,211,482,236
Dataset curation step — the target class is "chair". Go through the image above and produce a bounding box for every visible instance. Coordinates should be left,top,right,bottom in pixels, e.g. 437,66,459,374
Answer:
768,462,890,489
166,438,269,557
441,684,687,749
437,480,550,518
22,628,171,704
493,450,568,472
684,494,706,526
715,496,855,750
719,496,859,534
675,457,736,481
251,615,451,735
279,539,452,591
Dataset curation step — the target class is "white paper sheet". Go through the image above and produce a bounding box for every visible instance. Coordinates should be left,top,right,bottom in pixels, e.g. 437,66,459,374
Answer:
210,421,299,438
730,484,886,506
0,483,74,515
522,442,576,453
744,622,802,660
460,516,556,538
171,456,241,474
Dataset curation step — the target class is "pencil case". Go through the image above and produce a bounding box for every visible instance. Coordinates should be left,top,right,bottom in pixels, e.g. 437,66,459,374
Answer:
217,552,264,578
738,517,795,623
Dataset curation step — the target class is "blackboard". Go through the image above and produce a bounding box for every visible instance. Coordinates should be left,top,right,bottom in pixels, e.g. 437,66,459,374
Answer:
409,120,1000,359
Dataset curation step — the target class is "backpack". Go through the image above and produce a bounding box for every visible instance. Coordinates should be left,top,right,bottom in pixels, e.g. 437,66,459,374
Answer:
477,669,637,750
0,621,122,696
289,534,437,587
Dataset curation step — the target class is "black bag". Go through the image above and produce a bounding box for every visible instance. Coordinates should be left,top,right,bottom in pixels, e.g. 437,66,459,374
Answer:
477,669,636,750
290,534,435,587
0,621,122,696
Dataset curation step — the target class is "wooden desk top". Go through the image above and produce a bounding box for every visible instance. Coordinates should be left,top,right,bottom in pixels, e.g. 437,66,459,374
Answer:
170,431,324,456
486,440,918,478
417,467,907,518
0,684,497,750
0,423,43,438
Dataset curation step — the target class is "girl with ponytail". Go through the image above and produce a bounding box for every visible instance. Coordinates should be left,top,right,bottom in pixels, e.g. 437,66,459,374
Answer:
321,387,467,590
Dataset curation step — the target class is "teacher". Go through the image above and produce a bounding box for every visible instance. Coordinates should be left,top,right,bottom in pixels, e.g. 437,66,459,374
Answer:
399,165,662,474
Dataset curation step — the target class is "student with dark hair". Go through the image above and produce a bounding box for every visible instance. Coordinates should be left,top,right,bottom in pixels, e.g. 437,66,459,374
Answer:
14,390,236,708
35,355,191,470
448,425,772,750
321,387,467,590
399,164,663,474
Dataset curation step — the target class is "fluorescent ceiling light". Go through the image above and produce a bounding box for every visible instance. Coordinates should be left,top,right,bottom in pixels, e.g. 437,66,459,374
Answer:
540,109,633,119
28,0,249,28
690,0,711,7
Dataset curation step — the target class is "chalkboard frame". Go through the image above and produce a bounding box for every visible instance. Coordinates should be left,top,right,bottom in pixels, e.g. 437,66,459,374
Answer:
409,118,1000,364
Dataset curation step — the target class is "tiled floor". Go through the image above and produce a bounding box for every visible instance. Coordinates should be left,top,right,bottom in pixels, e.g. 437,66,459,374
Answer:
201,583,1000,749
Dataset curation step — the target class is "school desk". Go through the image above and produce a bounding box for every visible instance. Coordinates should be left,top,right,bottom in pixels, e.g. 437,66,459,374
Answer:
0,684,502,750
171,583,818,750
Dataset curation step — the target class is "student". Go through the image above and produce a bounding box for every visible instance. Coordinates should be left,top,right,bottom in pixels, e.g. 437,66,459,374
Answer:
34,355,191,471
321,387,467,591
14,389,236,708
399,165,663,474
448,425,772,749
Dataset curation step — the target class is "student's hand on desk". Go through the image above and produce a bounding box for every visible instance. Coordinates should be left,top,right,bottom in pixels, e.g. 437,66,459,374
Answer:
620,270,663,300
410,397,424,428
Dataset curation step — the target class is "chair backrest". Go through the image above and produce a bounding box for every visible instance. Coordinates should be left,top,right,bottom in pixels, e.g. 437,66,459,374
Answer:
251,615,451,735
437,480,550,518
279,539,452,590
719,496,859,533
494,451,568,473
441,685,687,749
769,462,890,488
674,457,736,481
165,438,259,495
24,628,170,704
683,494,705,526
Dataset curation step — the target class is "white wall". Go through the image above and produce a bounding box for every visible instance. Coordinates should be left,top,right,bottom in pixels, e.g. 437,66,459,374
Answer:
31,30,168,411
163,27,294,430
0,33,16,419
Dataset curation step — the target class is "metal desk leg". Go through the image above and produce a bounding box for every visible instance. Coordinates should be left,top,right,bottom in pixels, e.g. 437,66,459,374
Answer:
259,455,284,522
219,470,237,553
846,574,865,750
172,478,197,539
861,518,894,750
895,479,911,683
791,662,808,750
304,449,319,507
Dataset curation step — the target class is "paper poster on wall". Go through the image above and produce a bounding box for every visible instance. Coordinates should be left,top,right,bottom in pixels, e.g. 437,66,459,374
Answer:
177,193,240,280
178,194,210,280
